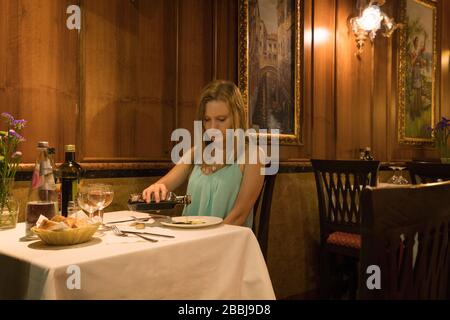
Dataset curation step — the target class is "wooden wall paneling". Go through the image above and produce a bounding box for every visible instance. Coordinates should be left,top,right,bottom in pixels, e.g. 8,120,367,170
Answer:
81,0,176,162
8,0,78,164
135,0,177,160
214,0,238,82
312,0,336,159
364,1,400,162
83,0,133,161
335,0,373,160
177,0,214,134
6,0,449,165
335,0,356,159
58,0,80,163
372,27,390,161
0,0,21,138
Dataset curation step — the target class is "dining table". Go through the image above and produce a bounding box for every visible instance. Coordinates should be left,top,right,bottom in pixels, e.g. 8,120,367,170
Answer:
0,211,275,300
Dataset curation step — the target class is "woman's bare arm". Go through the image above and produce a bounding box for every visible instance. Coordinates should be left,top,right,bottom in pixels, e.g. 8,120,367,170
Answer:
142,148,195,202
223,162,265,226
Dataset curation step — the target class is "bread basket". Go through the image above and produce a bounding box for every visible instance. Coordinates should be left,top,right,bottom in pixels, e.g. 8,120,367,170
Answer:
31,223,101,246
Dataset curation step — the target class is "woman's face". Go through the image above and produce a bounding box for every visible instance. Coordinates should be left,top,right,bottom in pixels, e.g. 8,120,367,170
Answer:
203,100,234,140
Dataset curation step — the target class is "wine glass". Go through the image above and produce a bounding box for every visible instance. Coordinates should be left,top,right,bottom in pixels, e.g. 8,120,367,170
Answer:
387,166,399,184
395,167,409,185
388,166,409,185
90,184,114,231
77,185,106,221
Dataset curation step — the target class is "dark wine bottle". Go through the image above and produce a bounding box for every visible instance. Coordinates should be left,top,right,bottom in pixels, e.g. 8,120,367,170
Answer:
363,147,374,161
59,145,83,216
128,192,191,212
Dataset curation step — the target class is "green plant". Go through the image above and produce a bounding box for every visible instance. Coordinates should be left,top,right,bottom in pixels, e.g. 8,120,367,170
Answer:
0,112,26,214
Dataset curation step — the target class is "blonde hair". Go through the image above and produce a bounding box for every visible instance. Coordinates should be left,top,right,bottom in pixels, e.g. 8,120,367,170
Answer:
197,80,247,130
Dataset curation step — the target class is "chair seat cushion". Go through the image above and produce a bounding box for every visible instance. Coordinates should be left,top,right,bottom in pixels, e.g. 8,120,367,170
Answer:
327,232,361,249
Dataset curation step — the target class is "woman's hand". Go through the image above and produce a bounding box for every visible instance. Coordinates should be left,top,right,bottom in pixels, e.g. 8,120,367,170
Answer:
142,183,168,203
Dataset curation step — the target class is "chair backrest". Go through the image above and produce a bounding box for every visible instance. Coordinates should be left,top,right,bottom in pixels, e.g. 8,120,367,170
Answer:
252,173,277,260
406,162,450,184
311,160,381,242
359,181,450,299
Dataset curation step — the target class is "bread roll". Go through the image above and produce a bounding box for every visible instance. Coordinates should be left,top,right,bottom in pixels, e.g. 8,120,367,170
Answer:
64,217,78,228
73,219,89,228
39,219,62,231
51,215,66,223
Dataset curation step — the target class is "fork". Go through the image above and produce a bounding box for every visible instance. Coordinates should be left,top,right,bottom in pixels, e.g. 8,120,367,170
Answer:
111,225,158,243
111,225,127,237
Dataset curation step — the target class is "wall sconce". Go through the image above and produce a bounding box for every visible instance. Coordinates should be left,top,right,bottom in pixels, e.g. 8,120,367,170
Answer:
350,0,402,57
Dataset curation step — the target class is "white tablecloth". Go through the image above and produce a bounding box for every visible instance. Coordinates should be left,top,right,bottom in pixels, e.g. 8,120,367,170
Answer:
0,211,275,300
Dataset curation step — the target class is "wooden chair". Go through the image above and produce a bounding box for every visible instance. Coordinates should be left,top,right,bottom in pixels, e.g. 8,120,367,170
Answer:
359,181,450,299
406,162,450,184
252,173,277,261
311,159,381,299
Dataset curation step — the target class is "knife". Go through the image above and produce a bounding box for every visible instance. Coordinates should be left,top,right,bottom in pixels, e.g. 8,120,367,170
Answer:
105,219,136,224
121,230,175,239
105,217,152,225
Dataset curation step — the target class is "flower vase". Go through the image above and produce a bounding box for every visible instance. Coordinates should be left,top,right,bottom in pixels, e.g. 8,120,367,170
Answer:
0,196,19,230
0,178,19,230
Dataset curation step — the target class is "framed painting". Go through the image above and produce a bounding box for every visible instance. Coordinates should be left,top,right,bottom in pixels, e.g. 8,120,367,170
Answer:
238,0,303,145
398,0,437,145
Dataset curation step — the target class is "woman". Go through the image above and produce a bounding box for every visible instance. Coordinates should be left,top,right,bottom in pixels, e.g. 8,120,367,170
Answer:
142,80,265,227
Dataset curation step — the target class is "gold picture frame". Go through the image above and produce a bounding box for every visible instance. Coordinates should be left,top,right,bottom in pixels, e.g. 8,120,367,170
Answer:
238,0,303,145
398,0,437,145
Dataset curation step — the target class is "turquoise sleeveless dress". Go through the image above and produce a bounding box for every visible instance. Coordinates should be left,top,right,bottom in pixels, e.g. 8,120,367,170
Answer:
182,164,253,228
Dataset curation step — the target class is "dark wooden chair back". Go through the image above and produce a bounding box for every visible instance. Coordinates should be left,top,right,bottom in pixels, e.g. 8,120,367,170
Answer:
311,160,381,242
252,173,277,260
406,162,450,184
359,181,450,299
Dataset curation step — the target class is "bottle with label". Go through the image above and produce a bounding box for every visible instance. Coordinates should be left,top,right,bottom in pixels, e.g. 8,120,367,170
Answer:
363,147,374,161
47,147,61,213
59,145,83,217
25,141,59,239
128,192,191,212
359,148,366,160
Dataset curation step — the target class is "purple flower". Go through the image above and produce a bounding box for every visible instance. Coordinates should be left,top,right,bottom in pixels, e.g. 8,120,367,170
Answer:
13,119,27,130
0,114,25,195
8,129,25,142
442,117,450,127
435,119,448,130
1,112,14,124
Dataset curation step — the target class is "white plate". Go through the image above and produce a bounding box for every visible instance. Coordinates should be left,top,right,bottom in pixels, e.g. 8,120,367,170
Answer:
160,216,223,229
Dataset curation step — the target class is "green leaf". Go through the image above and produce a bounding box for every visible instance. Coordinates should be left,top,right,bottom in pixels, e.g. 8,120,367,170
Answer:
0,131,7,136
0,155,4,162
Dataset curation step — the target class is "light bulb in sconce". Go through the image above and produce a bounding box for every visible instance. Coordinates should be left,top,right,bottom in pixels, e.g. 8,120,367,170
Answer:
357,5,383,33
350,0,402,58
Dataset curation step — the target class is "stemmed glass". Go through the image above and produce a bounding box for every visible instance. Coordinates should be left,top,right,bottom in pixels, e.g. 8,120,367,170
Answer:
90,184,114,231
388,166,409,185
77,185,106,223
